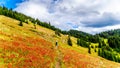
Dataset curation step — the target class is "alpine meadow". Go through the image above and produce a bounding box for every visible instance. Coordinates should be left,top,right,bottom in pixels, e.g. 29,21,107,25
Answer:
1,0,120,68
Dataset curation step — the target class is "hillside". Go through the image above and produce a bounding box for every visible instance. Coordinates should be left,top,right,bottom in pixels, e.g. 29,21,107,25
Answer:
98,29,120,38
0,15,120,68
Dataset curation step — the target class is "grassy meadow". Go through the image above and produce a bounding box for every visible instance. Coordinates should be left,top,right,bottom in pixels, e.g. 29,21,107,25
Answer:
0,15,120,68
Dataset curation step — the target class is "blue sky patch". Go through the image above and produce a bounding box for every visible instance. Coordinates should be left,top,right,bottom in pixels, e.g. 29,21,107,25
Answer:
0,0,23,9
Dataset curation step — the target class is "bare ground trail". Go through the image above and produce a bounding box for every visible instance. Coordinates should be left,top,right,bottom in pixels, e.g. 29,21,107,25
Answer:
55,46,63,68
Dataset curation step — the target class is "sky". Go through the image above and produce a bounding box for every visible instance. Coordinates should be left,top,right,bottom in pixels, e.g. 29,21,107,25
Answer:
1,0,120,34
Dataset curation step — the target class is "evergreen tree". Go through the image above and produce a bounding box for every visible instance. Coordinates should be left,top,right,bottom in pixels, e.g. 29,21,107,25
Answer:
88,46,91,54
19,21,23,26
98,40,102,48
77,38,89,48
98,48,101,56
55,30,61,36
67,36,72,46
112,53,115,62
34,22,37,29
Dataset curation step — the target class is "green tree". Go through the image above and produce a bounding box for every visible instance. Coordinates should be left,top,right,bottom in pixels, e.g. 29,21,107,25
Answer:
98,48,101,56
55,30,61,36
34,22,37,29
77,38,89,48
98,40,102,48
67,36,72,46
88,46,91,54
19,21,23,26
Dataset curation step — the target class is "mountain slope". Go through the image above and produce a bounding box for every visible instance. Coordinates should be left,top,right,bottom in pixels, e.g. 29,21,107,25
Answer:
0,15,120,68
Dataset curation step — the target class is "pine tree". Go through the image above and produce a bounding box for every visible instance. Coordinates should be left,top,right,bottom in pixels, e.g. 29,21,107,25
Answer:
67,36,72,46
98,41,102,48
111,53,115,62
98,48,101,56
88,46,91,54
19,21,23,26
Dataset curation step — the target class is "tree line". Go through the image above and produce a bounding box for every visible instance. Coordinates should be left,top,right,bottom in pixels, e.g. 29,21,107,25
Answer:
0,6,61,32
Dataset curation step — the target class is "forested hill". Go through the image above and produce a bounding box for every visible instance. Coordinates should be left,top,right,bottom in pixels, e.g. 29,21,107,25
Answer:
96,29,120,63
98,29,120,38
67,30,100,43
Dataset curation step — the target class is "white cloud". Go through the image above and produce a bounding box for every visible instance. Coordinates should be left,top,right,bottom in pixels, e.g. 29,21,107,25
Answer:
100,0,120,14
76,24,120,35
14,0,120,34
